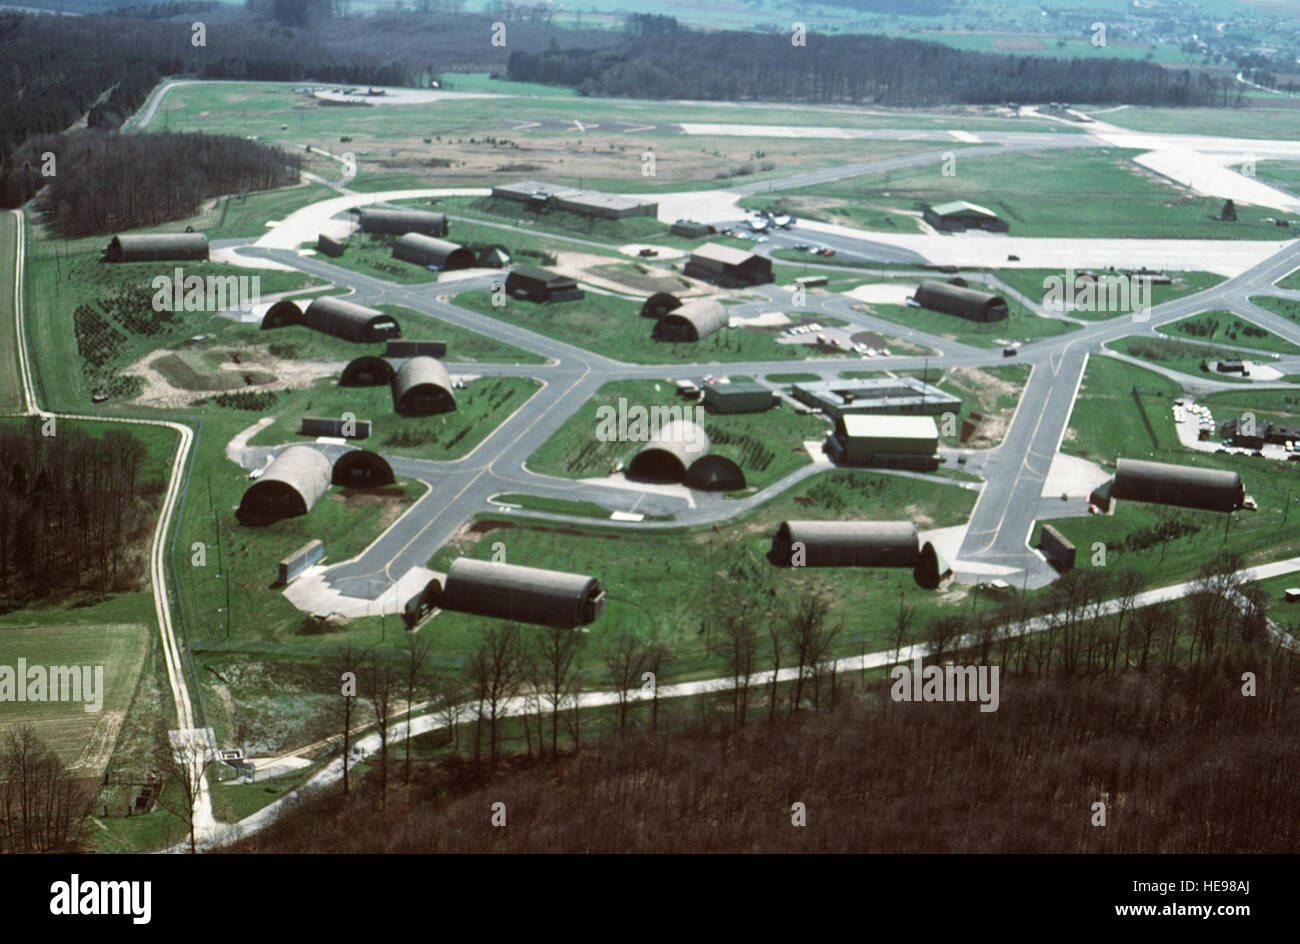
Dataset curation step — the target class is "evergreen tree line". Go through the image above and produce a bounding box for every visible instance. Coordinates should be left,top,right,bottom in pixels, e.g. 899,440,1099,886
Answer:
16,130,302,237
0,422,154,602
507,28,1224,107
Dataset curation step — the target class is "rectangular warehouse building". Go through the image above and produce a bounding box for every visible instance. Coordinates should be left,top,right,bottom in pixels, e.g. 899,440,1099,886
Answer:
301,416,372,439
671,220,711,238
792,376,960,424
923,201,1009,233
703,382,775,414
491,180,657,219
833,414,939,468
505,266,585,302
684,243,773,287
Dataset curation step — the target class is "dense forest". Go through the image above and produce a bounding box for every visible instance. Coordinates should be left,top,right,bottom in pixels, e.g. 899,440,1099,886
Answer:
507,26,1225,106
227,554,1298,853
0,422,157,602
15,130,302,236
0,9,616,209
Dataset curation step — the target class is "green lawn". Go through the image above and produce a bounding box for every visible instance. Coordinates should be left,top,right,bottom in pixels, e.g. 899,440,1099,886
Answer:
1251,296,1300,327
135,183,339,242
1085,106,1300,142
374,305,546,364
22,233,323,412
424,470,980,684
246,375,541,461
451,289,846,364
525,378,830,490
1277,267,1300,291
757,148,1293,240
1063,355,1182,464
1157,311,1300,356
1107,336,1251,384
1249,161,1300,195
1037,448,1300,585
0,623,149,770
852,296,1076,348
303,233,440,285
993,269,1227,321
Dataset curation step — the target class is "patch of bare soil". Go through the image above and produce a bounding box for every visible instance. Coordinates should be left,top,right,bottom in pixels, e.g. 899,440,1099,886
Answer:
329,486,414,531
125,344,341,409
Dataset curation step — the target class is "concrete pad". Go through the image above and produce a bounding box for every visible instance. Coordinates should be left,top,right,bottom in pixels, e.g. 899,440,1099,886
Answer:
249,755,312,781
1134,149,1300,213
226,417,275,468
842,283,917,305
285,565,438,616
731,310,792,327
209,245,301,273
578,473,698,508
802,440,833,464
949,130,981,143
919,523,968,564
254,187,491,251
619,243,687,260
1040,452,1112,499
609,510,645,521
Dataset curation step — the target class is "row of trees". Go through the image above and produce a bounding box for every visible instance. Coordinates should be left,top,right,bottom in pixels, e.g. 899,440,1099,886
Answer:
18,130,302,238
0,422,154,600
507,28,1225,106
0,729,91,853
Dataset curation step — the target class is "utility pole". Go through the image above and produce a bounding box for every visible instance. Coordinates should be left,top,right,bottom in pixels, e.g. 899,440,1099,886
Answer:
1283,489,1291,528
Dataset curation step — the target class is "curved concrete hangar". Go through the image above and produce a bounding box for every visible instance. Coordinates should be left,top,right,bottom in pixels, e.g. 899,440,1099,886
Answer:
505,266,584,303
300,297,400,343
392,233,474,271
339,355,396,387
261,299,303,329
239,445,332,522
624,420,745,490
914,281,1009,322
331,449,395,488
626,420,711,482
440,558,606,627
1111,458,1244,512
106,233,209,263
641,291,682,319
770,521,920,567
392,356,456,415
652,298,728,342
357,207,448,237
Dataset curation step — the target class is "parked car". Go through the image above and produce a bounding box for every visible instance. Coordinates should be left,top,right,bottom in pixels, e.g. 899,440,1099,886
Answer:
1007,254,1020,261
1003,347,1019,357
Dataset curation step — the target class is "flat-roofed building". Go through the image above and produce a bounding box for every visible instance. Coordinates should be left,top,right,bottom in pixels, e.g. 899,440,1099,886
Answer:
703,382,775,414
791,376,960,423
834,414,939,468
684,243,773,287
505,266,585,302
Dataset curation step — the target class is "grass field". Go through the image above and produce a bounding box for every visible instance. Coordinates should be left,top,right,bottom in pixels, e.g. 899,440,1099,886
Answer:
135,182,340,242
1157,311,1300,356
0,212,22,411
424,469,980,684
1277,267,1300,290
524,378,830,489
22,234,324,412
1036,447,1300,586
1107,336,1251,383
246,375,541,460
304,233,440,284
756,148,1293,239
374,305,546,364
850,296,1076,348
1083,106,1300,142
0,623,150,772
992,269,1227,321
1062,355,1182,464
451,289,844,364
1251,296,1300,327
1249,161,1300,194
